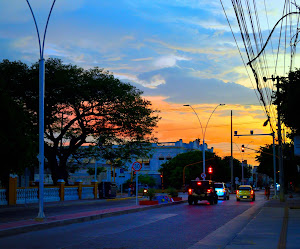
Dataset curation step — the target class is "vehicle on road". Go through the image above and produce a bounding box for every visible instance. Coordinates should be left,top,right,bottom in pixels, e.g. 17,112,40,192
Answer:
236,185,255,201
188,180,218,205
214,182,230,200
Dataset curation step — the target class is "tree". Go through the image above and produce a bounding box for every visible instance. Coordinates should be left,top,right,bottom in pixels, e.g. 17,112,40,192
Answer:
138,174,156,187
255,144,277,178
256,143,300,187
159,150,228,189
274,68,300,137
0,71,38,188
86,167,106,176
0,58,160,184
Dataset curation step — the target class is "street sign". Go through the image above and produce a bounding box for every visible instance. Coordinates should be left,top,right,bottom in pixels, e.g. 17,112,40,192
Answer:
201,173,206,179
235,180,239,184
131,161,142,171
235,177,239,180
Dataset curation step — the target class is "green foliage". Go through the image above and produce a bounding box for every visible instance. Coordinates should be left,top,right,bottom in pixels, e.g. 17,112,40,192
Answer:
159,150,232,189
0,58,160,185
167,187,178,197
138,174,156,187
86,167,106,176
0,75,38,187
146,188,156,201
255,144,277,178
256,143,300,186
274,68,300,137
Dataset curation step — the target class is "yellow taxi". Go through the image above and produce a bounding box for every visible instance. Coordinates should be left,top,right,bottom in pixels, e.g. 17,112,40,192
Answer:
236,185,255,201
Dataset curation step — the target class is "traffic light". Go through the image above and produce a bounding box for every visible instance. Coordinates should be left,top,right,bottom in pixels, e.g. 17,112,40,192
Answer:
208,166,213,174
241,144,245,152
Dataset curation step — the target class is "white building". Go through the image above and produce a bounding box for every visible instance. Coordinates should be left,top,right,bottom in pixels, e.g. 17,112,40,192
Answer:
74,139,214,188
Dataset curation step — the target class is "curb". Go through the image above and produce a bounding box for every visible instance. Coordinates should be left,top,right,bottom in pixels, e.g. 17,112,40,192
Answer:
0,200,187,238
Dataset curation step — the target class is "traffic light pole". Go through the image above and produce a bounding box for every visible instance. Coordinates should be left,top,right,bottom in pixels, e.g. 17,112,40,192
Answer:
234,131,277,198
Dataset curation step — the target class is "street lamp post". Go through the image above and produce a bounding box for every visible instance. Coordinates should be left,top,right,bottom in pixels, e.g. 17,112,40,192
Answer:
26,0,57,220
184,104,225,179
234,141,253,183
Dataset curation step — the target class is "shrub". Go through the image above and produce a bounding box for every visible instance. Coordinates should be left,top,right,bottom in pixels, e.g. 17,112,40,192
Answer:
167,187,178,197
147,188,156,201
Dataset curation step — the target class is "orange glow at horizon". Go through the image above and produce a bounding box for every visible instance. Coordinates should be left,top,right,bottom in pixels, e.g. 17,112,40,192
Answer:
147,96,274,166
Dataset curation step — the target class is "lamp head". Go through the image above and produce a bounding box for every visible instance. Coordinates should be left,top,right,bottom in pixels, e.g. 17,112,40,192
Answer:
219,104,225,106
183,104,190,107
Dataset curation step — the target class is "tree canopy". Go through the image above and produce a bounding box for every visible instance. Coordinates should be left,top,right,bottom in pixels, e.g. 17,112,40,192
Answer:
0,58,160,184
256,143,300,187
158,151,248,189
274,68,300,137
0,85,38,187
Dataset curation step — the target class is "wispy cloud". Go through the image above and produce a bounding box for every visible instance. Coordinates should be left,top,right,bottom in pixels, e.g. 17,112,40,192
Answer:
131,57,153,61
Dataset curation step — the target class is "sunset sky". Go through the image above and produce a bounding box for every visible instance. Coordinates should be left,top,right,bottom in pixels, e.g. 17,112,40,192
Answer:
1,0,297,166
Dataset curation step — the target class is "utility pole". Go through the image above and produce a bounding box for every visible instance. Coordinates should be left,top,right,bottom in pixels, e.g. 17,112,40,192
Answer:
230,110,233,192
262,75,284,201
276,76,284,202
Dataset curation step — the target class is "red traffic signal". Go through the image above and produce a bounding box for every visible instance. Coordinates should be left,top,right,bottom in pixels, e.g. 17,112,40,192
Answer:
208,166,213,174
241,144,245,152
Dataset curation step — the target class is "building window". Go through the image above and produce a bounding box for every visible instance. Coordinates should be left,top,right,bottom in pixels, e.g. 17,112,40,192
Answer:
158,154,164,160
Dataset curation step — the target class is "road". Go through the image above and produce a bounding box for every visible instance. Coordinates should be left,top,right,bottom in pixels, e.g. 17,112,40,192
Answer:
0,192,266,249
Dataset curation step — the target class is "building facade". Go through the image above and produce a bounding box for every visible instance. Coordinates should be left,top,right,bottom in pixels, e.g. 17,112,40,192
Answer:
69,139,213,189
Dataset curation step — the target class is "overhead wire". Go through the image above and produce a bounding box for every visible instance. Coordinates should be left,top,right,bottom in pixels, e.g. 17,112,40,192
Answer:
231,0,276,133
215,1,274,140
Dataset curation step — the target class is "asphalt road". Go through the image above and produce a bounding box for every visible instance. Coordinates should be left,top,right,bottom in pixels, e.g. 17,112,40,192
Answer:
0,192,266,249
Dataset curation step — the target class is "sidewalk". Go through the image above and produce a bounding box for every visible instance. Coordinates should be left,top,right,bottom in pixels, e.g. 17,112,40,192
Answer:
0,193,188,238
224,193,300,249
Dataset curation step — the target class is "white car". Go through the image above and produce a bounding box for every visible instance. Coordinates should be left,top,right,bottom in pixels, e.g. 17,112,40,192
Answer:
214,182,230,200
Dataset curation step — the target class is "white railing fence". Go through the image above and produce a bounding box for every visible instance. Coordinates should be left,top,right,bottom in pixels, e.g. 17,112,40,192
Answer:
0,189,7,205
44,187,60,202
16,188,38,204
82,186,94,199
64,187,79,201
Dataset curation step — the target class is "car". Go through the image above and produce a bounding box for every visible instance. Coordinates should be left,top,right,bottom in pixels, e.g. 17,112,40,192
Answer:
188,180,218,205
214,182,230,200
236,185,255,201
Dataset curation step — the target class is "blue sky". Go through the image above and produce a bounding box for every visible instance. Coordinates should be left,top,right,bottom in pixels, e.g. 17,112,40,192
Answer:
1,0,294,164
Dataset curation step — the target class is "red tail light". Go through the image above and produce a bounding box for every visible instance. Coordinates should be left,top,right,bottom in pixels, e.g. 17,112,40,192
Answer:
223,188,226,192
188,188,193,195
237,190,239,194
197,182,201,185
207,189,212,193
251,190,254,195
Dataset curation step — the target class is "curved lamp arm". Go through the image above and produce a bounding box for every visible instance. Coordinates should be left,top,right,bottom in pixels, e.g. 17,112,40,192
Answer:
183,105,204,138
203,104,225,140
26,0,57,59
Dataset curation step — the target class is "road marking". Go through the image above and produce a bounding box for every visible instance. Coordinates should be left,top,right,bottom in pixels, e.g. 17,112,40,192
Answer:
188,201,265,249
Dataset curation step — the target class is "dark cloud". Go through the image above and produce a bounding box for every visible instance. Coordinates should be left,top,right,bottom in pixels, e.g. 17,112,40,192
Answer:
128,67,261,105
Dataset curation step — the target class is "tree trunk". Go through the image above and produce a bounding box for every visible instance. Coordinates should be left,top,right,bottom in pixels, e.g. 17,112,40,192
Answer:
58,157,69,185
